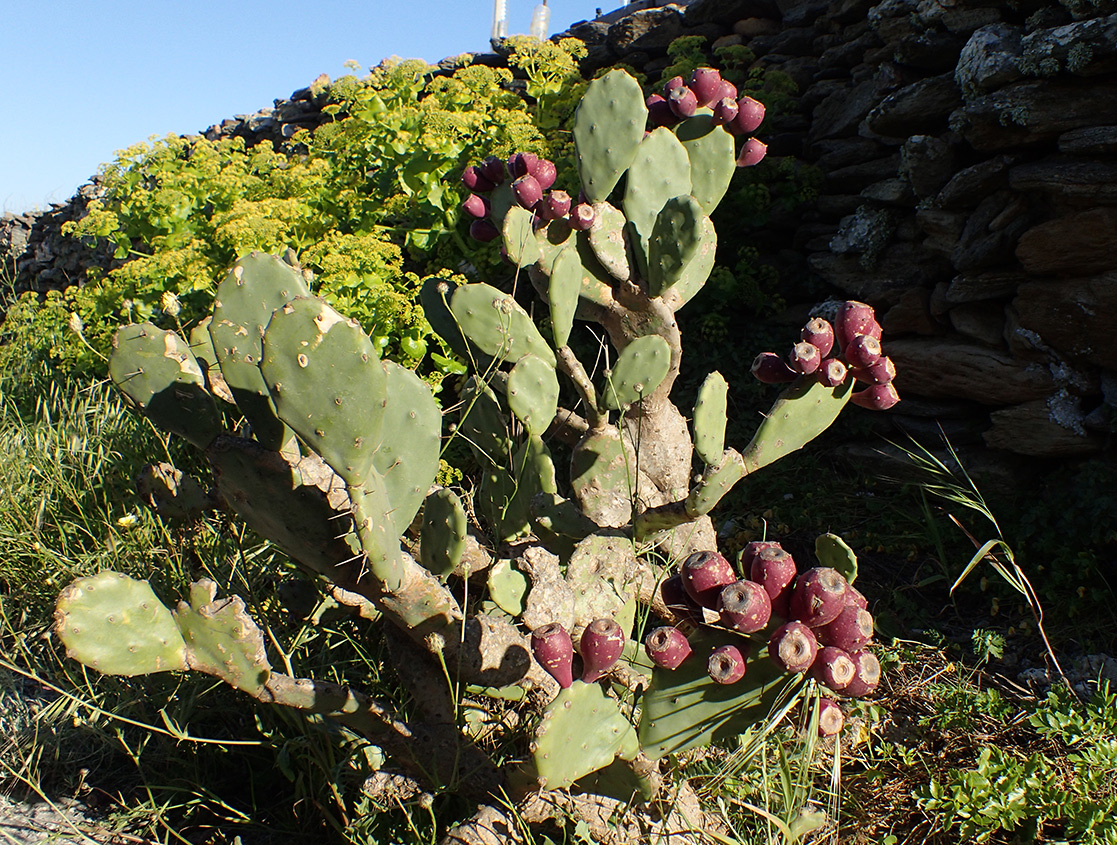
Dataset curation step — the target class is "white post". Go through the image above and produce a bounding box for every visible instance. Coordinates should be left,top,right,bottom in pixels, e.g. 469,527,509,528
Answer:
492,0,508,41
529,1,551,40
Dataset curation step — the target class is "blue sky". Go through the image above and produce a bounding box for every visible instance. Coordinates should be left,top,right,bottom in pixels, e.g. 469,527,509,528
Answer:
2,0,612,214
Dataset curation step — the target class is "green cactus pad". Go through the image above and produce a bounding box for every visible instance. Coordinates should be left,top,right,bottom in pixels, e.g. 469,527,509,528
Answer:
575,233,619,308
570,427,637,529
574,757,656,803
420,488,467,579
206,436,357,582
259,296,388,486
55,571,188,677
173,580,271,696
622,128,692,275
502,206,542,269
531,493,599,541
350,468,408,590
675,114,737,215
648,196,705,298
189,318,235,405
209,252,310,450
487,180,515,231
532,681,639,790
661,215,717,310
638,628,802,760
420,276,472,361
535,220,576,279
573,70,647,203
692,371,729,466
372,361,442,536
547,247,583,349
458,376,512,468
108,323,221,450
450,284,556,367
566,533,639,629
686,450,746,517
815,533,858,585
742,378,854,474
479,435,558,542
587,202,631,282
487,559,530,616
507,354,559,437
602,335,672,411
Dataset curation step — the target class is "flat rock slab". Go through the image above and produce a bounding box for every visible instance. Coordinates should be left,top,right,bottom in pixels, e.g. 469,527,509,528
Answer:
887,336,1053,405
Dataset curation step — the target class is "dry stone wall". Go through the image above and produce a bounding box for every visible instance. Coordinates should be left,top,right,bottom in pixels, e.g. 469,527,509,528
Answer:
3,0,1116,462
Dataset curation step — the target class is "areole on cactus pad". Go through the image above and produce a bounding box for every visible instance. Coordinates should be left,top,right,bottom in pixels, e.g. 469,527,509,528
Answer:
54,67,896,836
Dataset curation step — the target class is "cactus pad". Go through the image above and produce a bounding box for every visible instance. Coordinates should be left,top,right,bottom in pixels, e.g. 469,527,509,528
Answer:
108,324,221,449
507,354,560,437
686,450,746,517
602,335,672,410
209,252,310,450
570,428,637,528
742,379,854,474
675,114,737,214
566,533,639,629
638,628,801,759
488,559,530,616
420,488,468,579
173,580,271,696
623,128,692,273
587,202,631,282
259,296,388,486
573,70,647,203
450,283,556,367
815,533,858,585
547,246,583,348
55,572,188,677
502,206,542,269
692,371,729,465
532,680,639,790
648,196,705,298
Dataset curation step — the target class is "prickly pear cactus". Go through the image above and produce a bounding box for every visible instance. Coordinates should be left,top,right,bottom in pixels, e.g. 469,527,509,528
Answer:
57,67,900,841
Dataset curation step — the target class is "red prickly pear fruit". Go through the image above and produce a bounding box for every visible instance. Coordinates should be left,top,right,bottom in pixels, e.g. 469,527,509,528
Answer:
750,546,798,614
708,644,747,684
850,383,900,410
718,79,738,101
817,606,874,652
689,67,724,108
835,301,881,350
462,194,490,219
813,646,857,692
534,159,557,191
644,626,693,670
851,356,896,386
842,650,881,697
682,550,737,609
532,623,574,688
512,175,543,209
789,341,822,375
570,202,596,231
719,579,773,633
768,620,819,674
844,334,882,369
462,165,496,193
801,317,835,358
818,698,845,736
663,75,685,95
659,574,703,624
737,138,768,167
846,585,869,610
580,618,626,683
751,352,797,384
469,218,500,242
817,358,848,388
480,155,507,185
730,96,766,135
789,567,850,627
742,540,781,574
543,190,572,220
646,93,679,127
507,151,539,179
712,96,740,126
668,85,698,119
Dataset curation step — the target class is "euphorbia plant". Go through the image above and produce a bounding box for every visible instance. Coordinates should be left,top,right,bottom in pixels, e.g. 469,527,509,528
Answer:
54,68,895,843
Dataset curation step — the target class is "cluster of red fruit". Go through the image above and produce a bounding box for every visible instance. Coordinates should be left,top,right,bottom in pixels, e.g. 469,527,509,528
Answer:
646,67,768,168
643,542,879,737
530,617,627,689
751,300,900,411
461,152,593,243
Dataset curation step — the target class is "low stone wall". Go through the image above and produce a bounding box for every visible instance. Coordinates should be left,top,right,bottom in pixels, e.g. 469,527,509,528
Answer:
4,0,1115,461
